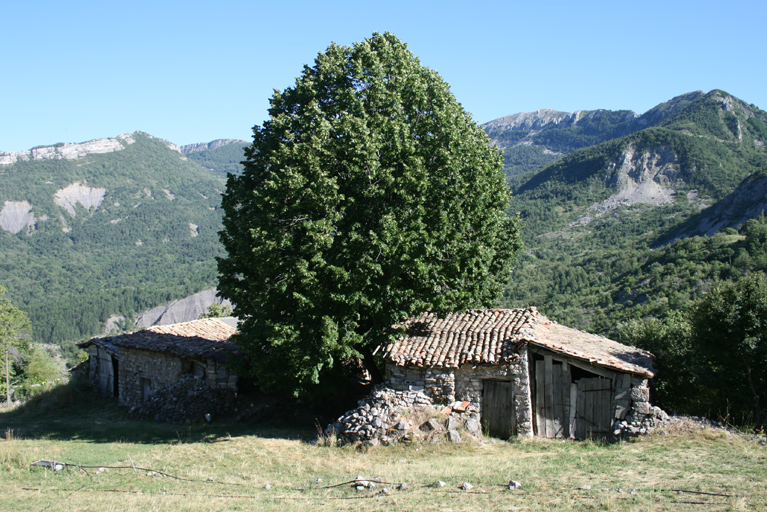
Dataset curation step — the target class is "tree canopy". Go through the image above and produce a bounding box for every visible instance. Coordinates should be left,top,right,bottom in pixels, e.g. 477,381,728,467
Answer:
218,32,521,397
621,273,767,428
689,274,767,427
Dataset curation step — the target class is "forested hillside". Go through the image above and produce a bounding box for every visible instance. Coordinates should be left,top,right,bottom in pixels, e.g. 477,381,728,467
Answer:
2,89,766,364
0,132,226,346
496,90,767,337
181,139,248,178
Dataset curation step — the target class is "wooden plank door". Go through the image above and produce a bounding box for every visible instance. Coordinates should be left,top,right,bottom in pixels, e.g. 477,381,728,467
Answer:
574,377,613,439
482,380,515,439
534,357,570,438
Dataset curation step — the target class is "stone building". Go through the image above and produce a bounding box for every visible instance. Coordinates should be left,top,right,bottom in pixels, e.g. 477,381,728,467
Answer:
82,317,239,407
383,308,655,439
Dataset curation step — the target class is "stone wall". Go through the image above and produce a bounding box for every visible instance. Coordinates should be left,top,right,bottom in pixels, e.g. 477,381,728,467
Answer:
387,365,456,401
612,377,669,436
385,346,534,437
116,348,237,407
325,387,483,446
118,348,185,406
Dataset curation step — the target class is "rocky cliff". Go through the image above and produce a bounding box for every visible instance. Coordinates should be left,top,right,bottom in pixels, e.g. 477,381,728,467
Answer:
0,131,182,165
134,289,232,328
180,139,248,154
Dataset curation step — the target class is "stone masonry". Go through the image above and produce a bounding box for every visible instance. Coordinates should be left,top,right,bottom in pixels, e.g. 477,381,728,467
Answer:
385,345,534,437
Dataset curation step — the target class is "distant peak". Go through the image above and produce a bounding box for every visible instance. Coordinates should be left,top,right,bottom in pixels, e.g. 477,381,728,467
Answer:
180,139,249,154
483,108,637,132
0,133,137,166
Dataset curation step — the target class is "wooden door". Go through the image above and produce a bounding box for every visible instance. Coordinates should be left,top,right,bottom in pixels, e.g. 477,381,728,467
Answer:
482,380,515,439
534,356,571,438
574,377,613,439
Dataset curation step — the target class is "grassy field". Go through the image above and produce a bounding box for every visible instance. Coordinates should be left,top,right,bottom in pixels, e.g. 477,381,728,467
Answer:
1,383,765,511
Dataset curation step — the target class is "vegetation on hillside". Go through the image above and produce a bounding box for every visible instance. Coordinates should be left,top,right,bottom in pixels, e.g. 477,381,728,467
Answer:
1,286,65,403
0,133,226,347
183,140,248,178
502,90,767,330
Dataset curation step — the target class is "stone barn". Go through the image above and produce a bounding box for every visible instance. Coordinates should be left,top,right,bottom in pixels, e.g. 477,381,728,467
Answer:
383,308,655,439
82,317,239,407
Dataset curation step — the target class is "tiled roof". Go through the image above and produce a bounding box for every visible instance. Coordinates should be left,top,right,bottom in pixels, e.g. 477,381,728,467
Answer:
86,317,238,361
384,308,654,377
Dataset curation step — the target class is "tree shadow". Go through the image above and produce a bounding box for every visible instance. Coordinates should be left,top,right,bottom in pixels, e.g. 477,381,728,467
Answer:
0,379,330,445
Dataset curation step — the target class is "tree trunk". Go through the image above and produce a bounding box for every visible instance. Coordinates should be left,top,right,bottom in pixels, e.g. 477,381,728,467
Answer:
359,345,384,384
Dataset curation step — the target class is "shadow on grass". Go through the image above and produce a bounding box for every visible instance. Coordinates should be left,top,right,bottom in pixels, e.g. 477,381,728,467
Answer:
0,378,319,444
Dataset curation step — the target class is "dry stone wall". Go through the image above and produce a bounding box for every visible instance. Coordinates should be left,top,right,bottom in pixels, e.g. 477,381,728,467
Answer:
325,386,483,446
613,379,669,436
116,348,237,407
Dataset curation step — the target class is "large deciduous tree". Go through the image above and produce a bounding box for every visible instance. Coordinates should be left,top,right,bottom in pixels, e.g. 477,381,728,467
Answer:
218,32,521,397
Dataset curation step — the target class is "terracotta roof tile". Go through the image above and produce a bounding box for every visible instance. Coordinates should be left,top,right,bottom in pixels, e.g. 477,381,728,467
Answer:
384,308,654,377
87,317,238,361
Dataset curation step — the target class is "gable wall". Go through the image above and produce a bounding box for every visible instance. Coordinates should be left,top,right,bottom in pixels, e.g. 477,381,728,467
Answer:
118,348,185,406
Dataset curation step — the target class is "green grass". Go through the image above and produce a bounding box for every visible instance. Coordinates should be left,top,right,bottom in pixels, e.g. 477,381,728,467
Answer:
1,382,766,511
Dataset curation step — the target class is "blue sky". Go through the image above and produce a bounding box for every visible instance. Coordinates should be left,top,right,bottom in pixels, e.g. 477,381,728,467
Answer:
2,0,765,152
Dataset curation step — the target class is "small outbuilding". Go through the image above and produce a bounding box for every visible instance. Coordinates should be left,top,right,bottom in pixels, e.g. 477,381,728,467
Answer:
383,308,655,439
81,317,239,407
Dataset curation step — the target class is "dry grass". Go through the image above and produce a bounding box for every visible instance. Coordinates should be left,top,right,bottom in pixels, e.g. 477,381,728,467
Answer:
1,424,765,511
1,388,766,511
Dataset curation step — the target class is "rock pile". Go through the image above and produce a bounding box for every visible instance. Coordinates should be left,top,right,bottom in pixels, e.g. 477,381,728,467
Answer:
324,386,482,446
127,375,236,424
613,405,670,437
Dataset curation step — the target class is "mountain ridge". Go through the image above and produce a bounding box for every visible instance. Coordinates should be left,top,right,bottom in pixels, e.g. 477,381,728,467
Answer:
4,89,767,349
501,89,767,335
482,91,709,177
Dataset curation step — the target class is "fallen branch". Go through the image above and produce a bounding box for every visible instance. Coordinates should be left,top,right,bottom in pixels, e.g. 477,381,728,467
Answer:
669,489,736,497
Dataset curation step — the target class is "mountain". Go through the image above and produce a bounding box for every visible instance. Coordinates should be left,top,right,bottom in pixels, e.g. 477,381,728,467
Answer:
181,139,249,179
483,91,706,177
4,89,766,351
497,90,767,335
656,168,767,244
0,132,226,345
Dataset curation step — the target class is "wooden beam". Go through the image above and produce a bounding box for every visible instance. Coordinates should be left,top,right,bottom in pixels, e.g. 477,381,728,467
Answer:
563,357,618,380
569,382,577,439
528,347,621,380
535,360,545,437
544,355,554,438
562,361,571,438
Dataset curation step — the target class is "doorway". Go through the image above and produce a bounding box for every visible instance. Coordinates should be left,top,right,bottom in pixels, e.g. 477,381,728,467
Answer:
482,380,516,438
